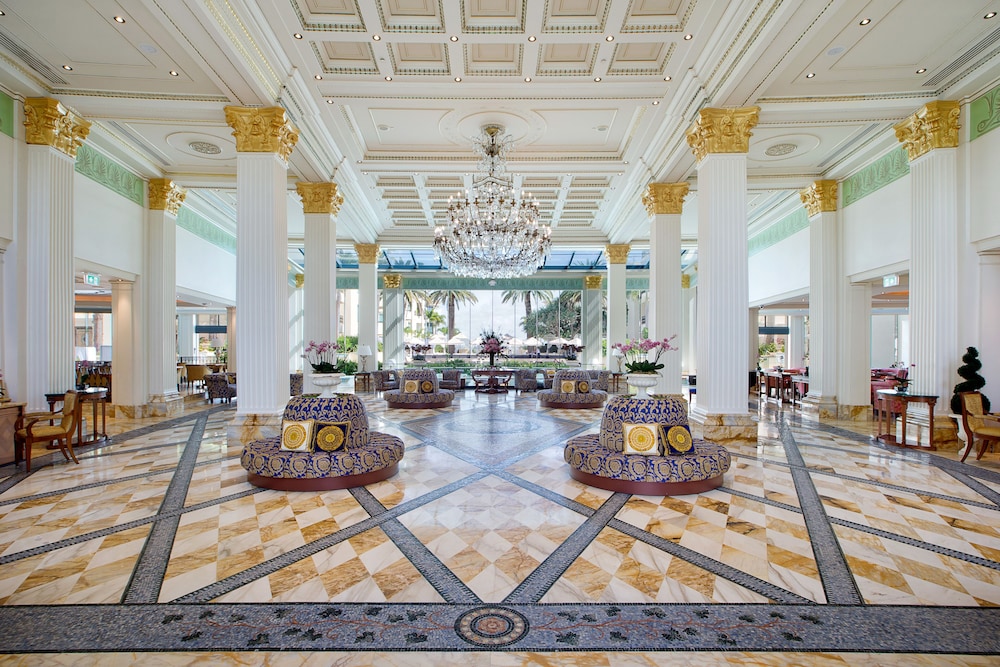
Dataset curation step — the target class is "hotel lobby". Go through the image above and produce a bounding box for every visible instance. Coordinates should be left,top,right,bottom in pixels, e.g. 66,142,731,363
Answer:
1,0,1000,663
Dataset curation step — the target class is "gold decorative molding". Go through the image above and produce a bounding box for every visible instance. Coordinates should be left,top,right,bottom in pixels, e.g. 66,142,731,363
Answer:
223,106,298,160
681,274,691,289
296,182,344,215
148,178,186,214
799,180,838,217
23,98,91,157
383,274,402,289
642,182,690,216
894,100,961,161
606,244,631,264
583,275,603,290
294,273,304,289
685,106,760,162
355,243,380,264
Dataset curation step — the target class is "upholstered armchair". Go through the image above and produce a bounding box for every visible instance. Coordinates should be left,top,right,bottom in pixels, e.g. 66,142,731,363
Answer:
439,369,466,390
185,364,211,390
538,369,607,409
586,369,611,392
14,390,82,473
384,369,455,408
205,372,237,403
372,370,400,394
959,391,1000,462
290,372,304,397
541,368,558,389
513,368,539,392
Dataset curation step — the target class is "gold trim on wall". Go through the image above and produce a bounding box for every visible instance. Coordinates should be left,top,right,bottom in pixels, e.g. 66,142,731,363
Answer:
355,243,380,264
686,106,760,162
606,244,631,264
642,182,690,216
681,274,691,289
894,100,961,161
23,97,91,157
223,106,298,160
383,274,402,289
799,180,838,217
296,182,344,215
294,273,304,288
148,178,186,214
583,275,603,289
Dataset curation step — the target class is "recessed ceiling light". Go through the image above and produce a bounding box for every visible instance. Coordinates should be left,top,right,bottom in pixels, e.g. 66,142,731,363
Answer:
450,35,458,42
528,35,536,42
652,100,659,105
605,35,614,42
859,18,871,25
0,10,5,15
806,72,815,78
594,76,602,82
664,75,672,81
986,11,998,19
617,172,623,176
683,34,693,40
293,33,303,39
916,68,927,74
372,34,381,41
385,75,392,81
169,70,179,76
623,160,629,164
454,77,462,82
62,65,73,71
314,74,323,80
326,99,334,104
524,76,532,82
114,16,126,24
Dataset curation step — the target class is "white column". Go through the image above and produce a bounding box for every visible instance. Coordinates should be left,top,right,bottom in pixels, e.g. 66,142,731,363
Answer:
146,179,184,416
749,307,760,383
686,106,759,444
288,280,304,373
226,306,237,373
382,274,404,371
178,314,196,360
606,245,629,371
786,315,805,369
683,279,696,375
356,244,379,364
581,276,602,368
838,282,872,420
225,106,298,437
110,279,145,417
626,293,641,340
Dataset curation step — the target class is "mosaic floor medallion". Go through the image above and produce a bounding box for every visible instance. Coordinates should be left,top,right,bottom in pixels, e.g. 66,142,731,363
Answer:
455,606,529,647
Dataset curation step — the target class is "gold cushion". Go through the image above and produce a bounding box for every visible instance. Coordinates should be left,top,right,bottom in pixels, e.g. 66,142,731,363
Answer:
403,379,420,393
280,420,314,452
16,425,65,439
314,422,350,452
577,380,590,394
660,424,694,455
561,380,577,394
420,380,434,393
623,423,660,456
545,370,556,378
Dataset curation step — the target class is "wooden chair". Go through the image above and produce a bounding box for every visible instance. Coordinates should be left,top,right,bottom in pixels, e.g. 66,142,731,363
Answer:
185,364,211,390
14,390,82,473
958,391,1000,462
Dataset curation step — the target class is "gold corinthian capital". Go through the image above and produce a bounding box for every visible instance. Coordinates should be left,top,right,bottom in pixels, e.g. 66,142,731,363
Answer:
296,182,344,215
686,106,760,162
223,106,298,160
894,100,960,161
383,274,402,289
23,98,91,157
355,243,380,264
799,180,838,217
642,182,690,216
583,275,603,290
148,178,187,215
606,244,631,264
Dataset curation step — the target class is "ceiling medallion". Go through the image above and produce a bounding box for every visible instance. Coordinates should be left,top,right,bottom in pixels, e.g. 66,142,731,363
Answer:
189,141,222,155
434,124,551,279
765,142,797,157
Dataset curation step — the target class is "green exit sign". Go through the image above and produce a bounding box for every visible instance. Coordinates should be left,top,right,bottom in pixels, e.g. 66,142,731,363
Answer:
84,273,100,286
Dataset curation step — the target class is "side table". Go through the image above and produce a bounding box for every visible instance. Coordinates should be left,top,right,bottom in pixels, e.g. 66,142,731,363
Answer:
354,372,372,392
875,389,937,450
46,388,108,447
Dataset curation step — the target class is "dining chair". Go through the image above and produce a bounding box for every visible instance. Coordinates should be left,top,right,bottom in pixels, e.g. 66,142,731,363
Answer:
959,391,1000,462
14,390,82,473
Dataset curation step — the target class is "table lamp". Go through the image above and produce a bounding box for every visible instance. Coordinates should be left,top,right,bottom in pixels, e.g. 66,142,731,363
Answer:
358,345,372,372
611,347,624,373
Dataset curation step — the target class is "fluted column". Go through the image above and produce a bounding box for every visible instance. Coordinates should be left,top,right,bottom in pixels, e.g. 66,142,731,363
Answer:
225,106,298,438
682,275,696,375
110,279,145,417
356,243,379,367
626,292,641,340
22,98,90,408
606,245,629,371
382,274,404,370
178,314,196,360
839,282,872,420
581,275,603,368
644,182,689,395
226,306,237,373
147,179,185,416
749,307,760,379
786,315,805,370
894,100,961,448
297,182,343,394
686,106,759,444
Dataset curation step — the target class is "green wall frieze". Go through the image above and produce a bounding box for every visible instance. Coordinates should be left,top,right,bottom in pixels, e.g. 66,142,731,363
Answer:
332,275,649,291
176,208,236,254
842,147,909,207
748,208,809,256
74,144,144,206
970,82,1000,140
0,91,13,138
337,276,358,289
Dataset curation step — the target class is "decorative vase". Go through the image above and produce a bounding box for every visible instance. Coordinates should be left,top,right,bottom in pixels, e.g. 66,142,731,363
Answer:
311,373,342,398
626,372,660,399
488,352,497,368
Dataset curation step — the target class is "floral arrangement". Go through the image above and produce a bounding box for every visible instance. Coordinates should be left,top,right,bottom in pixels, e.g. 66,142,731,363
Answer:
611,335,678,373
479,330,508,366
303,340,342,373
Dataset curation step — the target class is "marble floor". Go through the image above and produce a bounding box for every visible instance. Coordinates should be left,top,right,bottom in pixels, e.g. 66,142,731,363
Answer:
0,387,999,664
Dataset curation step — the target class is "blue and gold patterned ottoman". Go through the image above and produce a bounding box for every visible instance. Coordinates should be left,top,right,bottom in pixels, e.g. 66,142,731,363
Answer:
384,369,455,409
564,395,731,495
241,395,404,491
538,370,608,409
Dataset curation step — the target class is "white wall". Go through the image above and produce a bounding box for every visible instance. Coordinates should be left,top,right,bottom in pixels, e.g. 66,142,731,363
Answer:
842,177,910,279
748,228,809,305
0,131,14,243
175,227,236,303
74,175,144,275
970,124,1000,247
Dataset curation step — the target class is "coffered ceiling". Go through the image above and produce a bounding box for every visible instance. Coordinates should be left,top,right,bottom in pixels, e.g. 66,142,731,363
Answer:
1,0,998,258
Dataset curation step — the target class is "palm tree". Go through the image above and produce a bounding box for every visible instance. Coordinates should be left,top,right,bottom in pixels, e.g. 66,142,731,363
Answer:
501,289,553,324
428,290,478,353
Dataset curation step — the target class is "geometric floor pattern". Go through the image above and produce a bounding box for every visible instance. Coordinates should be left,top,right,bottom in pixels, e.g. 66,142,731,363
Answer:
1,389,999,664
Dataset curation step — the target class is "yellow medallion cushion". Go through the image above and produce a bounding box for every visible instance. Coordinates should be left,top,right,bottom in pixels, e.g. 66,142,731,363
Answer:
623,422,660,456
659,424,694,455
403,379,420,393
280,419,314,452
577,380,590,394
314,421,351,452
561,380,577,394
420,380,434,393
545,370,556,378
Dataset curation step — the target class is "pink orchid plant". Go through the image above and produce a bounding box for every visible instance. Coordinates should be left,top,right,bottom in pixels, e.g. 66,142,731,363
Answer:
303,340,342,373
611,336,678,373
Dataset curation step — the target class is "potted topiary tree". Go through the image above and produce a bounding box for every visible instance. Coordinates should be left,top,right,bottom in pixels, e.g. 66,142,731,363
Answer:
951,346,991,414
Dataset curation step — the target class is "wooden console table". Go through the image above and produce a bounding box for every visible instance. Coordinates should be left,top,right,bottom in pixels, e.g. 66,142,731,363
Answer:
471,369,513,394
0,402,25,465
875,389,937,450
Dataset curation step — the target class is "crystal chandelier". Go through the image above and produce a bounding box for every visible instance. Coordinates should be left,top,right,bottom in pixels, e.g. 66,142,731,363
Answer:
434,124,552,279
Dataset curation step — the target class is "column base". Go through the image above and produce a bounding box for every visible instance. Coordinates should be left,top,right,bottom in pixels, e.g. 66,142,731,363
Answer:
148,392,184,417
689,408,757,445
900,411,962,452
229,411,283,444
838,404,872,421
110,404,148,419
801,394,838,421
